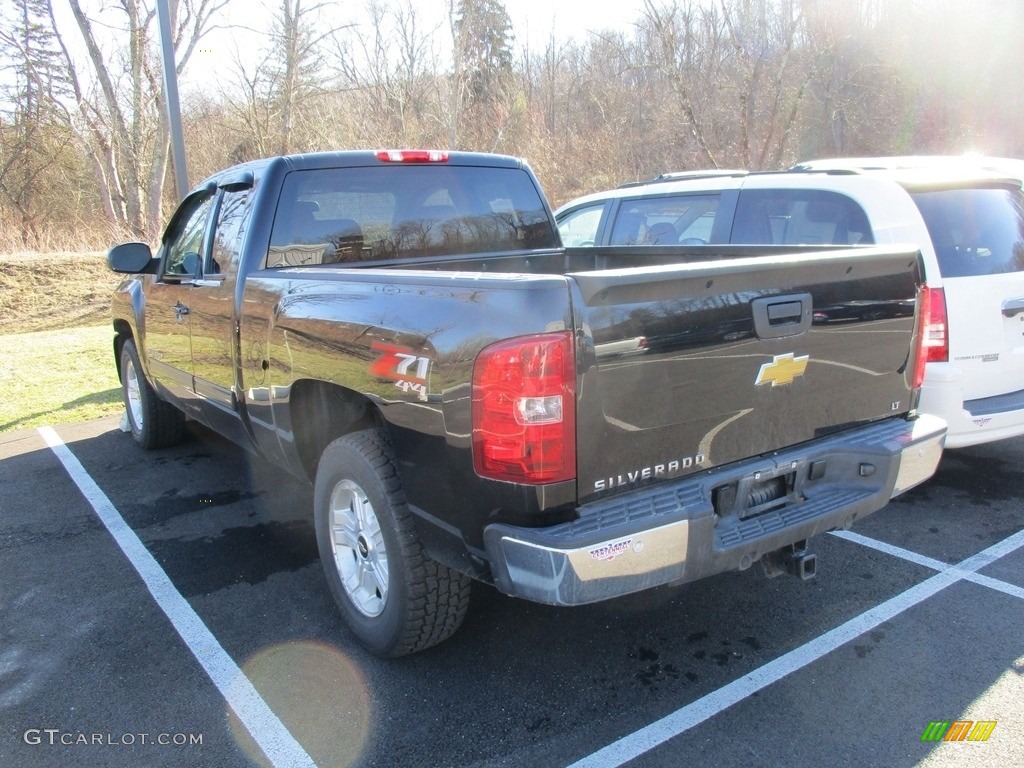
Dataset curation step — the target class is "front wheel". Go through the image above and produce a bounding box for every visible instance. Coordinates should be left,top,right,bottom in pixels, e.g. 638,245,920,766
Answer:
314,429,471,657
119,338,186,449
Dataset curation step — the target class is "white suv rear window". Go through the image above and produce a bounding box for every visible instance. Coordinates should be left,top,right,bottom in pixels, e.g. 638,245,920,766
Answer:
911,186,1024,278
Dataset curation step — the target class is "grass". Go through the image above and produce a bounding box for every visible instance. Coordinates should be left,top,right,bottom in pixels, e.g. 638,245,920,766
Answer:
1,325,123,433
0,251,123,334
1,252,126,434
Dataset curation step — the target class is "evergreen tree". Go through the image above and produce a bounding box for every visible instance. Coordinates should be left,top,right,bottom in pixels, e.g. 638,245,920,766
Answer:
0,0,74,246
454,0,515,101
268,0,329,155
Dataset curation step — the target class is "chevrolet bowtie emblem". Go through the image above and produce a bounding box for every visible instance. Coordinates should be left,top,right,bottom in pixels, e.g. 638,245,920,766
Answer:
755,353,809,387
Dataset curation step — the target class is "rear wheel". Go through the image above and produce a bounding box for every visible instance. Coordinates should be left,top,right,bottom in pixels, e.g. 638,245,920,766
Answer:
314,429,471,657
119,338,186,449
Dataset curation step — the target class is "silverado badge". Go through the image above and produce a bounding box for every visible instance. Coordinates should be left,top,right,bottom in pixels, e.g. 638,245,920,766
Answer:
755,353,809,387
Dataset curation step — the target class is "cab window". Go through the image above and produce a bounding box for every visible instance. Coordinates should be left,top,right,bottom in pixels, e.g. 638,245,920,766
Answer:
731,189,874,246
609,194,721,245
266,165,557,267
164,193,213,277
557,204,604,246
208,189,252,276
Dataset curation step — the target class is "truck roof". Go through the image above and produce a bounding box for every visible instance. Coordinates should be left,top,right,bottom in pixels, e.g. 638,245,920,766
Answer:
197,149,531,195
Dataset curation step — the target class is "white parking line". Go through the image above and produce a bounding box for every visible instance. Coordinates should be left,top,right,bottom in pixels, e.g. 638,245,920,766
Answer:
39,427,316,768
832,529,1024,601
567,525,1024,768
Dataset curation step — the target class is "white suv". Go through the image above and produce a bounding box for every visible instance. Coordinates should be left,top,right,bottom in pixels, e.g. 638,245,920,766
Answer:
554,157,1024,448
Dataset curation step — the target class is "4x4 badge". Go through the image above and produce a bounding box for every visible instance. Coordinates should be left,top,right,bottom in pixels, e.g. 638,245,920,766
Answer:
755,353,809,387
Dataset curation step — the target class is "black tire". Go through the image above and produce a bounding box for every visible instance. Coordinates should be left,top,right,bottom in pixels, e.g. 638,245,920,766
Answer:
314,429,471,657
119,338,187,450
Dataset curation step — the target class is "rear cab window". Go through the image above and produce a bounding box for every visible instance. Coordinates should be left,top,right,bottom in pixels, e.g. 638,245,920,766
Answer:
910,185,1024,278
266,165,558,267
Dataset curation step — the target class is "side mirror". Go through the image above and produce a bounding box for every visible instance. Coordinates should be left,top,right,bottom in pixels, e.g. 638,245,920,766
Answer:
108,242,156,274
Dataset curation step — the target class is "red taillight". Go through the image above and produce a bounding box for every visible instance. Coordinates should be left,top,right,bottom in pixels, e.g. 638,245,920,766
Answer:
375,149,449,163
913,285,948,389
472,332,576,484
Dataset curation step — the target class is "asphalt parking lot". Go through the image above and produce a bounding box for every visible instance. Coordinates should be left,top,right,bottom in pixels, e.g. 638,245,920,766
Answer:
1,415,1022,768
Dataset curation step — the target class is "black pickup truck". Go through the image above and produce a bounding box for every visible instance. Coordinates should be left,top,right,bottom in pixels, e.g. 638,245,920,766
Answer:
108,150,945,657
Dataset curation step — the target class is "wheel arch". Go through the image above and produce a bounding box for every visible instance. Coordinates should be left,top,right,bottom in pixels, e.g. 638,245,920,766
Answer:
288,379,384,481
113,319,134,382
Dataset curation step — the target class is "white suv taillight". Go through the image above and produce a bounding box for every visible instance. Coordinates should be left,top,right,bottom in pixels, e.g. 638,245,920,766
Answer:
472,332,576,484
913,285,948,389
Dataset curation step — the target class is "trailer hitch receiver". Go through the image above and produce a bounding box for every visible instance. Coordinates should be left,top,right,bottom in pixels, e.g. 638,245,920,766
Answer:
761,541,817,581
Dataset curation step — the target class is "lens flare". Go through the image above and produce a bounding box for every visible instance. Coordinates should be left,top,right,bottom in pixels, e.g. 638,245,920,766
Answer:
229,641,372,767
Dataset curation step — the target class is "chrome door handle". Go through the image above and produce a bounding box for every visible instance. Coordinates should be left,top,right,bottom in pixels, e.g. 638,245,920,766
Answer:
1001,297,1024,317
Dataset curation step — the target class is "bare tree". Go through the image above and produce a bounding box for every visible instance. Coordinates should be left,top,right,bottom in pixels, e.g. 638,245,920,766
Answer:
333,0,442,146
720,0,813,168
801,0,902,157
639,0,725,167
220,48,278,162
271,0,340,154
0,0,77,246
221,1,353,157
640,0,818,170
4,0,1024,251
54,0,227,238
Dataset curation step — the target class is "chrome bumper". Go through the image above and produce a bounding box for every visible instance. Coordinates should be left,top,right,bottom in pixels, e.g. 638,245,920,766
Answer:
484,414,946,606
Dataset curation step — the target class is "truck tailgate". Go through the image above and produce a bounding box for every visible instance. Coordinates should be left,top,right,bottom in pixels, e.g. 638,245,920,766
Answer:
568,246,923,502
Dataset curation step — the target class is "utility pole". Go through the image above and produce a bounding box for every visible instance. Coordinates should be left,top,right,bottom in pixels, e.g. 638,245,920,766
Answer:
156,0,189,200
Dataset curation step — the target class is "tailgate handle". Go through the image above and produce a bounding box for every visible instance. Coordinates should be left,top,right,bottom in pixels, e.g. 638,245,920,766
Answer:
752,293,813,340
1002,297,1024,318
768,301,802,321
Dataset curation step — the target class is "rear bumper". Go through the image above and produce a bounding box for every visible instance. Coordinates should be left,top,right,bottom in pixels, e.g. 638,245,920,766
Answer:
920,362,1024,448
484,414,946,606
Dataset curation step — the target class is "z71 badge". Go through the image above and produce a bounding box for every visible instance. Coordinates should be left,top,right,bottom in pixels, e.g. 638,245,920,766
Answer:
370,342,431,400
